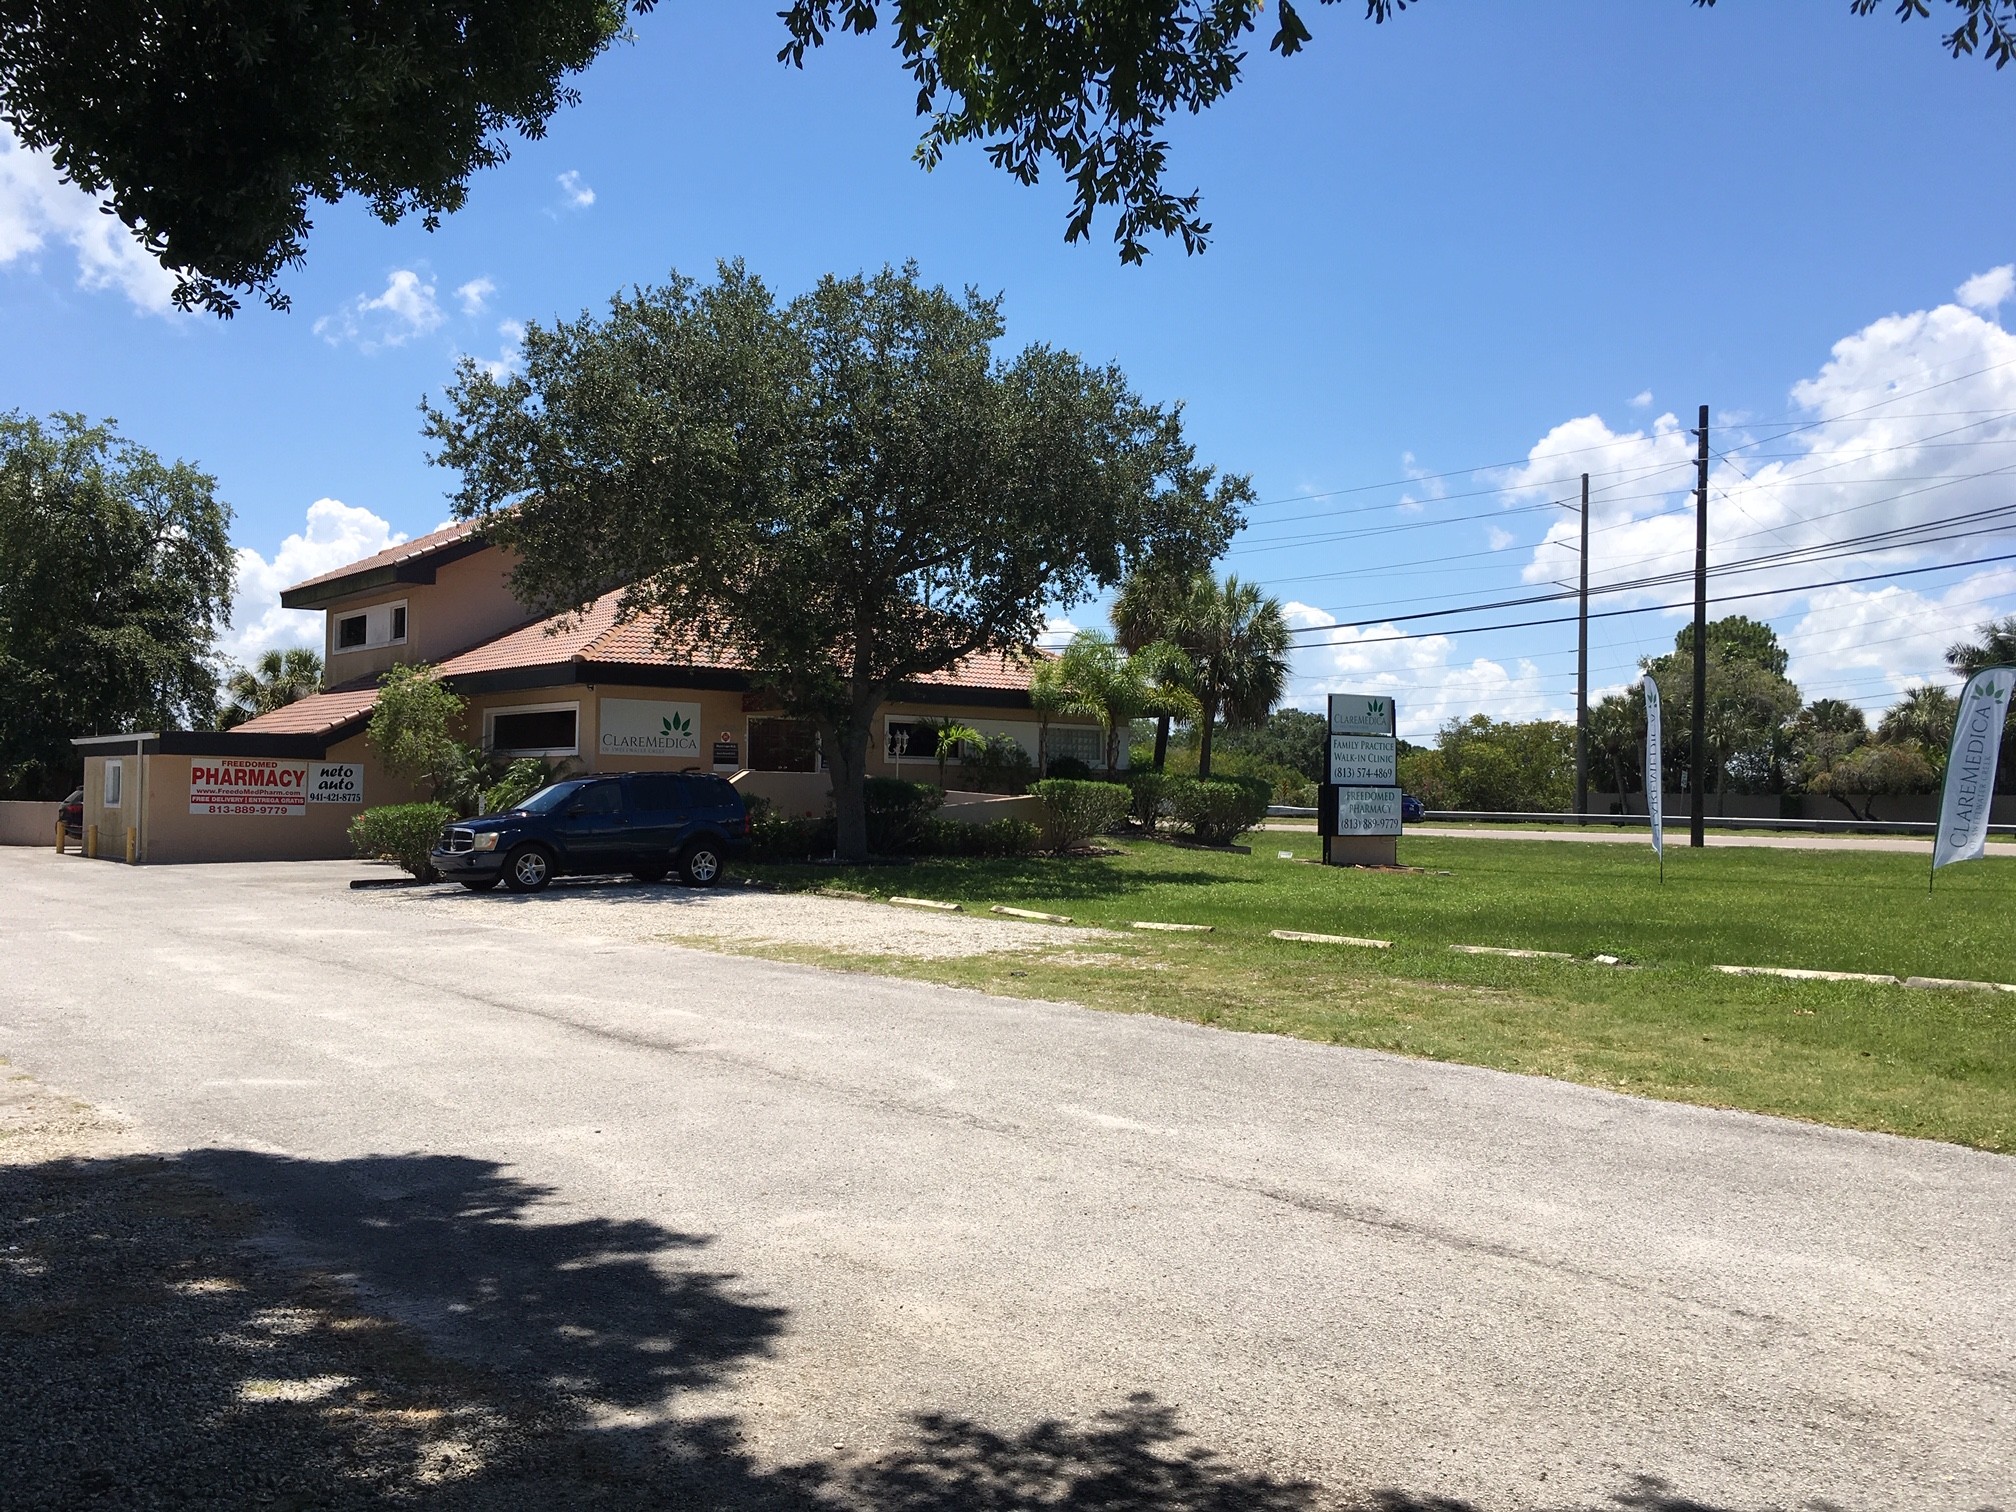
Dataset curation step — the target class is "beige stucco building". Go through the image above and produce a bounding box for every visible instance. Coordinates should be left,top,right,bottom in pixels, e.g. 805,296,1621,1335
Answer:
73,522,1102,864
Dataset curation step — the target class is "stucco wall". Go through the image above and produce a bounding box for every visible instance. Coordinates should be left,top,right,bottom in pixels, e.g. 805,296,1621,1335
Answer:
322,545,529,681
0,801,61,846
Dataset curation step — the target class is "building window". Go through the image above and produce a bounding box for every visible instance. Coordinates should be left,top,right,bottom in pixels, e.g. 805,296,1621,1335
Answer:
333,600,408,654
487,704,580,756
103,760,123,808
886,719,967,764
1047,726,1106,770
748,717,821,772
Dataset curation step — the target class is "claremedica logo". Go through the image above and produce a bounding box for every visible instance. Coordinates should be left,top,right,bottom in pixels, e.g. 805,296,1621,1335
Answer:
599,699,702,756
1945,677,2008,846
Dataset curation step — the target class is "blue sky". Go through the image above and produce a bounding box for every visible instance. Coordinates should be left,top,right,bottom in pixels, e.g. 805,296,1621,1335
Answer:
3,2,2013,737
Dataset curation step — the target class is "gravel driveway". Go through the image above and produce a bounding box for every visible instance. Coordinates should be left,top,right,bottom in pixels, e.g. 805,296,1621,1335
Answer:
358,876,1112,959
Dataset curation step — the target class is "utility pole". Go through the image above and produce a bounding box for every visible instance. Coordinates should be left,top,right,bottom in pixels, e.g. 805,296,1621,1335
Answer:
1690,404,1709,849
1575,472,1590,822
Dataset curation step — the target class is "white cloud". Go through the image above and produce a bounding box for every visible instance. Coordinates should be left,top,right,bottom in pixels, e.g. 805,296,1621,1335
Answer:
556,170,596,209
0,127,178,314
1281,601,1570,738
1955,264,2013,314
1037,612,1081,648
313,269,444,351
1286,273,2016,734
1631,390,1654,408
222,499,403,664
455,276,497,315
467,318,527,380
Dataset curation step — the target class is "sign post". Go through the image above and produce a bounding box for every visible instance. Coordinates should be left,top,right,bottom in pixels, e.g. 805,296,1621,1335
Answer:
1319,694,1400,867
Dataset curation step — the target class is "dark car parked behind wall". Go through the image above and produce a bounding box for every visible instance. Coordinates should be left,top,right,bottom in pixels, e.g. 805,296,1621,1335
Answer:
431,771,750,893
60,788,83,840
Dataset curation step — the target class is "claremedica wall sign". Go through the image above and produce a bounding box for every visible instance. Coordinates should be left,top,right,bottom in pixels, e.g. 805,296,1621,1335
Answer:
1321,692,1401,851
600,698,703,760
1932,665,2013,884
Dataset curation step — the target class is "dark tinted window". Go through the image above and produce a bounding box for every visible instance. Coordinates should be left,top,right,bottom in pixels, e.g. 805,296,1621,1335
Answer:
572,782,622,816
392,605,407,641
337,614,367,648
688,774,738,808
626,773,683,813
748,717,819,772
491,707,577,753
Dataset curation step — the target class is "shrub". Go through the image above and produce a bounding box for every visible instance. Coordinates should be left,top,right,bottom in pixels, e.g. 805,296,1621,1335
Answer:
749,810,837,861
349,802,455,881
957,733,1037,794
1123,768,1174,832
1028,778,1131,852
1044,754,1093,780
481,756,569,816
920,816,1043,858
864,776,943,853
1167,775,1270,846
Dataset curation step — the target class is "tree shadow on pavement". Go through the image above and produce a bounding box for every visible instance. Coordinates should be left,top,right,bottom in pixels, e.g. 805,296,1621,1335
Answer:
0,1146,1858,1511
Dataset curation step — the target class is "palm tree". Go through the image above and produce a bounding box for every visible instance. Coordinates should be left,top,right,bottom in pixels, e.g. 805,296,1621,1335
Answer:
1175,574,1290,779
1946,615,2016,676
1112,564,1205,770
915,716,985,791
1878,683,1957,770
220,648,323,729
1027,657,1072,776
1055,631,1198,776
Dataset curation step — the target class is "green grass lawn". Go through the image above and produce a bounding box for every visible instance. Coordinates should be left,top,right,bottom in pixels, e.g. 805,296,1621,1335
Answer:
736,837,2016,1153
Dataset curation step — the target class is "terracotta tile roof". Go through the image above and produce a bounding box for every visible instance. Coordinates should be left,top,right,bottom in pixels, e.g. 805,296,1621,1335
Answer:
436,590,1045,693
284,518,483,595
230,677,381,736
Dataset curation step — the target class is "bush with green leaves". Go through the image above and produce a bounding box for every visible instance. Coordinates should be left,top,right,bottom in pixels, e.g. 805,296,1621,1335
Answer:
481,755,571,816
957,733,1037,793
1167,775,1270,846
1123,768,1174,832
1045,754,1093,780
1028,778,1131,853
920,816,1042,858
348,802,455,881
863,777,943,852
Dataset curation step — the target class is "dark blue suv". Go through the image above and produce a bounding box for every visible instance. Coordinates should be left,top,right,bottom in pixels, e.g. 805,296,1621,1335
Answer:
432,771,750,893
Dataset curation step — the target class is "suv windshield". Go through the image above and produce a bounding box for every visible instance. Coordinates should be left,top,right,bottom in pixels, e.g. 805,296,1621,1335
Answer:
513,780,591,815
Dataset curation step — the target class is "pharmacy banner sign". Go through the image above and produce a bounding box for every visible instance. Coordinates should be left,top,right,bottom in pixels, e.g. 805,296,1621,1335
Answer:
190,758,307,816
1933,666,2013,873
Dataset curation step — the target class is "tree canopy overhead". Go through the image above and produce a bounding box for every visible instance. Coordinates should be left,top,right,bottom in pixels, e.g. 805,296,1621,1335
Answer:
424,260,1248,857
0,0,629,315
4,1,2005,309
0,411,234,798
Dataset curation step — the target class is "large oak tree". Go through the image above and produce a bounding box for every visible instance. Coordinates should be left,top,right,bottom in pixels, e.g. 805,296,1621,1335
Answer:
0,412,234,798
423,261,1248,859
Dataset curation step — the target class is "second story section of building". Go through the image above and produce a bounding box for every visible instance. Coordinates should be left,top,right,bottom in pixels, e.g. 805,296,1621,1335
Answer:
278,520,527,680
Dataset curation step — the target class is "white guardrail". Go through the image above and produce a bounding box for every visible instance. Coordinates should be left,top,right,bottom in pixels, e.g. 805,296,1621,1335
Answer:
1264,806,2015,837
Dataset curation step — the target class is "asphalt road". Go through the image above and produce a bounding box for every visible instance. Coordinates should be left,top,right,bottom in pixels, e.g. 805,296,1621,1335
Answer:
3,849,2011,1510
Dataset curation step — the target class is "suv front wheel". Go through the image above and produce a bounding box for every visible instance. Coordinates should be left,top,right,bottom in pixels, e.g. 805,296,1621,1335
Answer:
503,844,555,893
679,841,723,887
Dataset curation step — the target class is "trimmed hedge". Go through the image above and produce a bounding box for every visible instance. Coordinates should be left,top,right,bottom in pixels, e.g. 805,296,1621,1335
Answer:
1122,769,1174,833
349,802,455,881
921,816,1043,858
1167,775,1271,846
1028,778,1131,853
864,776,942,853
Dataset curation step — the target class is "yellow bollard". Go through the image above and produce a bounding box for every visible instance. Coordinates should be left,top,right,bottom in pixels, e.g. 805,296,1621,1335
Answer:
86,824,98,858
54,819,65,854
125,827,137,865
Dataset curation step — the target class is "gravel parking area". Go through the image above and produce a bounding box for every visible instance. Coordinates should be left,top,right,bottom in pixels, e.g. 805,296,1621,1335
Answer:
361,879,1114,960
